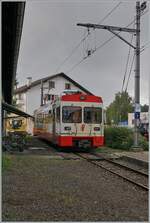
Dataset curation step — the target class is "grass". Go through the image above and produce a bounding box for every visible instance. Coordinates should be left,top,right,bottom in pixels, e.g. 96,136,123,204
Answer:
95,146,125,153
2,155,12,172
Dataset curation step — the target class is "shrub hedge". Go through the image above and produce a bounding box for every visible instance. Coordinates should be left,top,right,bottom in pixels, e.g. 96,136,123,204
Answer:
104,126,148,150
139,135,149,151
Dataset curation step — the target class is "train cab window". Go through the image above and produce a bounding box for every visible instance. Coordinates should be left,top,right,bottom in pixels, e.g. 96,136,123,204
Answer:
62,106,82,123
12,119,22,129
84,107,102,124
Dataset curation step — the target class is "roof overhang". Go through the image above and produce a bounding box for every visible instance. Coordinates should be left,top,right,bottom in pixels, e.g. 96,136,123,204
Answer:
2,1,26,104
2,102,34,119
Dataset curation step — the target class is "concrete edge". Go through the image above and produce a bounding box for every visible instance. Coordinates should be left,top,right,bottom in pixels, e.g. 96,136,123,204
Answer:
121,155,148,169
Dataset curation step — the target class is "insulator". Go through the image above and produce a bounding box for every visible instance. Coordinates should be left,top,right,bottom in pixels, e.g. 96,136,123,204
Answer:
140,2,146,11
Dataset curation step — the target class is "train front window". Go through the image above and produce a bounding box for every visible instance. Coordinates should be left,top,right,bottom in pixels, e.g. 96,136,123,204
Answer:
62,106,82,123
12,120,22,129
84,107,102,124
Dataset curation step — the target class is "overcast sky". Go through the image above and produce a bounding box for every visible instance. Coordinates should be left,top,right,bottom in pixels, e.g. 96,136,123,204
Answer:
17,0,149,107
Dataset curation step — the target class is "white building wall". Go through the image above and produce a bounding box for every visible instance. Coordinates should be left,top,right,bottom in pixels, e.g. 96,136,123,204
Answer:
20,76,86,116
46,76,84,96
26,86,41,116
16,92,26,112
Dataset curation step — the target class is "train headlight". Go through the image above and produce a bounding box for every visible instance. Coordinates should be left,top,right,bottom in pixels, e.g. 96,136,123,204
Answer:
64,126,71,130
94,127,100,131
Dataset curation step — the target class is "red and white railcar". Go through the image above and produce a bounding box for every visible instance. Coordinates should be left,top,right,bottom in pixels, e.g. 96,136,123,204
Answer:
33,92,104,149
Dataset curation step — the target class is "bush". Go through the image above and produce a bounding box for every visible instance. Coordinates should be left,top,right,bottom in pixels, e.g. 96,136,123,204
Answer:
139,136,149,151
104,127,133,150
104,126,149,150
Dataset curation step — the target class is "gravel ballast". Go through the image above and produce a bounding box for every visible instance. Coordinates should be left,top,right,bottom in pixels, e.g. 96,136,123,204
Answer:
2,154,148,221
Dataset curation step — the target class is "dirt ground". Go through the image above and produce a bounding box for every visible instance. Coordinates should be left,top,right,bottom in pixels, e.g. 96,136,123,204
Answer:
2,153,148,221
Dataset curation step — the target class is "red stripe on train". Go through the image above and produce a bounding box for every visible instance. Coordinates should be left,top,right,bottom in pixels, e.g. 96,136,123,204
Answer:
57,135,104,147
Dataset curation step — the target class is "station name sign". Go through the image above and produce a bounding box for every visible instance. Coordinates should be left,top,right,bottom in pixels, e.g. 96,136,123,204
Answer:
134,103,141,119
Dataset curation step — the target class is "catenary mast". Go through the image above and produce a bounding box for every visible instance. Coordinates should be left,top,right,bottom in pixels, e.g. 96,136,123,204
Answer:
77,1,147,147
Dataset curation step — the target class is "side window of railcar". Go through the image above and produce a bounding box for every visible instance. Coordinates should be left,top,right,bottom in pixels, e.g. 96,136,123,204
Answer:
62,106,82,123
37,114,43,128
84,107,102,124
94,108,102,123
84,108,92,123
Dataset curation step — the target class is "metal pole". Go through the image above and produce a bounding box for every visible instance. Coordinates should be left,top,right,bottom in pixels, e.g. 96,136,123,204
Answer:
77,1,144,147
134,1,140,147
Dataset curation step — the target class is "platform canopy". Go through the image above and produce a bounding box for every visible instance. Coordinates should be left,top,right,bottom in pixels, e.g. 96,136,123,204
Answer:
2,2,33,119
2,1,25,104
2,102,34,119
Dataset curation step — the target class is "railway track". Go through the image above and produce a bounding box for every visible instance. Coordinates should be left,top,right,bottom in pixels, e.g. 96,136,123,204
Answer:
34,140,148,191
75,152,149,191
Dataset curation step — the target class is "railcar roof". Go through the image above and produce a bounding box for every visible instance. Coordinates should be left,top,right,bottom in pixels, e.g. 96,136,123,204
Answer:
61,94,103,103
34,94,103,114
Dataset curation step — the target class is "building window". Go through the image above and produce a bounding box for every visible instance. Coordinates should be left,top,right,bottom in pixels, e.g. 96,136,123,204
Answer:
49,81,55,89
65,83,71,89
47,94,56,101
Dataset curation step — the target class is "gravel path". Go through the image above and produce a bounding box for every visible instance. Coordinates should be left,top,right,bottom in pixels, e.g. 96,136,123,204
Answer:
2,154,148,221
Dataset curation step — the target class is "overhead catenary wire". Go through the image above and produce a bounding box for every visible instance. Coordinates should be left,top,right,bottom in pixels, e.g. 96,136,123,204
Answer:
121,31,134,92
125,39,149,92
124,9,149,92
55,32,89,73
140,45,150,53
141,41,150,49
65,18,136,74
66,58,86,74
65,6,148,75
97,2,122,24
140,41,150,52
55,2,122,73
93,8,148,52
125,53,135,92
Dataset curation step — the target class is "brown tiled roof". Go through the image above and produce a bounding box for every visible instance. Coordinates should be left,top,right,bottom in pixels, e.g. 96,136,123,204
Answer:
14,72,93,95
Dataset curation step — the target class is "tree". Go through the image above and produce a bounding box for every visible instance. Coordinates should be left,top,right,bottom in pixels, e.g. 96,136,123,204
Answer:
106,91,133,125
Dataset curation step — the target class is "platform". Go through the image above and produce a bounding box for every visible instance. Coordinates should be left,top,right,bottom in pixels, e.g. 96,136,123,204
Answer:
114,151,149,169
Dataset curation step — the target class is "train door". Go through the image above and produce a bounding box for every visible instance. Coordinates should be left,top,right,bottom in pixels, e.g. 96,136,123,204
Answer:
52,107,56,140
56,106,60,136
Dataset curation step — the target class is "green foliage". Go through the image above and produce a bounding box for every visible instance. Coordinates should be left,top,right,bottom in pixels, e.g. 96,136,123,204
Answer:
104,127,133,150
105,126,149,150
106,91,133,125
141,104,149,112
139,136,149,150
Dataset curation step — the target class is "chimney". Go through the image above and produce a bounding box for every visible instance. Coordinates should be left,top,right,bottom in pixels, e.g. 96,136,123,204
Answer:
27,77,32,86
